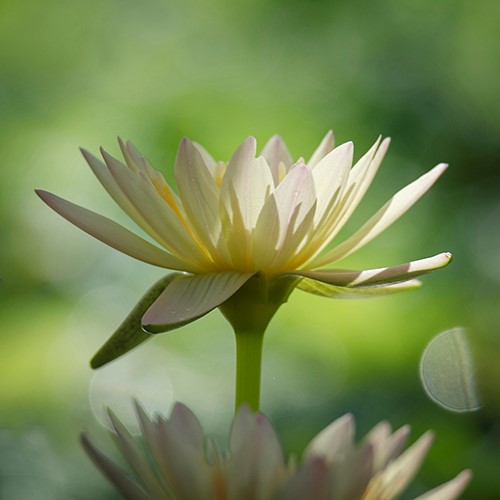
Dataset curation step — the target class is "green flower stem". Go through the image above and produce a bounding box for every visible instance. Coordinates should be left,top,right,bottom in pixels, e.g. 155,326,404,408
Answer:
234,328,265,412
219,274,300,414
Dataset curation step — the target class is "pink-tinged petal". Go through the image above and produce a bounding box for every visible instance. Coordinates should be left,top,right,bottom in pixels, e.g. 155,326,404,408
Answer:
307,130,335,168
142,272,254,333
174,138,221,252
312,141,353,226
312,162,448,267
304,414,354,462
227,405,286,500
107,410,167,498
296,278,422,298
415,470,472,500
103,149,209,266
168,403,205,452
277,456,330,500
260,134,294,184
35,190,196,272
362,422,411,474
296,253,452,287
80,433,149,500
91,274,180,369
154,416,212,500
365,431,434,499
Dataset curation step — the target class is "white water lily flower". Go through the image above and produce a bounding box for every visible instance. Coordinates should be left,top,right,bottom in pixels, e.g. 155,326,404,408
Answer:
36,133,451,369
81,402,471,500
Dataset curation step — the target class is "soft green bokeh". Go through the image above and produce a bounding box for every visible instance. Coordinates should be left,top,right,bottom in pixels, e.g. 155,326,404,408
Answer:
1,0,499,498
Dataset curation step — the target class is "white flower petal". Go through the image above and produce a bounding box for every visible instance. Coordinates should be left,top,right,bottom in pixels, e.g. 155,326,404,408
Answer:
107,410,167,498
254,162,316,269
307,130,335,168
36,190,196,271
296,253,452,287
192,141,217,173
415,470,472,500
81,148,148,228
142,271,254,333
174,138,222,252
80,433,149,500
297,278,422,298
168,403,205,453
221,149,273,233
312,141,353,226
103,149,209,265
365,431,434,500
277,457,330,500
301,137,388,265
312,162,448,267
304,414,354,462
228,405,286,500
260,134,294,184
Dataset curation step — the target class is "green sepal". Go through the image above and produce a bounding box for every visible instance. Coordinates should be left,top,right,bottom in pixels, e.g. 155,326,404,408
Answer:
90,273,180,369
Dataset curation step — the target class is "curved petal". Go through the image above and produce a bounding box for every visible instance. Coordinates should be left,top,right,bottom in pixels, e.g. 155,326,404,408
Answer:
307,130,335,168
312,163,448,267
80,433,149,500
415,470,472,500
90,274,181,369
298,137,388,266
260,135,294,184
365,432,434,500
174,138,222,252
297,278,422,298
107,410,168,498
304,414,354,462
36,190,195,272
142,271,254,333
103,149,209,266
312,141,353,226
295,253,452,287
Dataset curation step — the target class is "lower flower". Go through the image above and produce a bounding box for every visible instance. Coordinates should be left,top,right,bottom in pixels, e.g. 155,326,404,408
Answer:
81,403,471,500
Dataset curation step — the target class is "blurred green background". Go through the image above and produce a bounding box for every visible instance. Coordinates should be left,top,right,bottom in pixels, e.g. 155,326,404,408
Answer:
1,0,499,498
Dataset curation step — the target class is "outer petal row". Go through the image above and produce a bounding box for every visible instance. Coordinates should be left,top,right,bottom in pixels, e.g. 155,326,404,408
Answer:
295,253,452,287
35,190,196,272
311,162,448,268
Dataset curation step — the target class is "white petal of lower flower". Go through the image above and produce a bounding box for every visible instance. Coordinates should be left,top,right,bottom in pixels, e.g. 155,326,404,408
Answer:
80,433,150,500
304,414,354,462
312,162,448,267
415,470,472,500
107,409,167,498
142,271,254,333
228,405,286,500
364,431,434,500
35,190,197,272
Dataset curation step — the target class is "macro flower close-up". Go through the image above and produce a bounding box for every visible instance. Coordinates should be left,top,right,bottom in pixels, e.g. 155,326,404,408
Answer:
81,402,471,500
